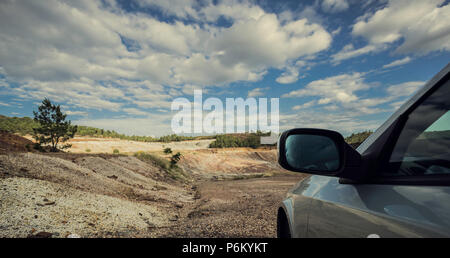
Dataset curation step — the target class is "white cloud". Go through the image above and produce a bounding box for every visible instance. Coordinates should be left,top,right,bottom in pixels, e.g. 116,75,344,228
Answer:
386,81,423,97
123,108,149,116
390,100,405,110
282,72,425,134
282,73,369,104
331,44,385,63
181,85,206,96
335,81,424,114
136,0,200,19
280,111,381,136
276,66,300,84
200,0,265,22
276,60,310,84
352,0,450,55
382,57,412,69
65,110,88,116
321,0,349,13
0,0,333,115
292,100,315,110
11,79,124,111
331,0,450,63
247,87,268,97
138,0,265,23
331,27,341,35
172,53,265,86
211,14,331,69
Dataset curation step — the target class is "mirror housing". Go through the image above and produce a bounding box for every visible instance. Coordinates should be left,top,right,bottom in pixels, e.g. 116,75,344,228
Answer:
278,128,362,179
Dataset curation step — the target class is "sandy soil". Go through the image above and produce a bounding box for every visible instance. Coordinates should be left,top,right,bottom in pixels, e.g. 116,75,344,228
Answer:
22,135,214,153
153,173,306,238
0,134,306,238
178,148,281,180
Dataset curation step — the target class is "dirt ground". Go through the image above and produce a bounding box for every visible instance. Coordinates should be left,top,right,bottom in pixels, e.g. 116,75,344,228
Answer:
0,132,307,238
0,131,35,154
153,173,306,238
22,135,215,153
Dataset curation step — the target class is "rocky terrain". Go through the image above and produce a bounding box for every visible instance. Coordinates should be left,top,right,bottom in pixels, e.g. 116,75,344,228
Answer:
0,152,192,237
0,132,305,238
154,174,305,238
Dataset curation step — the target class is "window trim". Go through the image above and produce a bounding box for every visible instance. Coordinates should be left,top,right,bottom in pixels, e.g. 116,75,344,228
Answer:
365,71,450,186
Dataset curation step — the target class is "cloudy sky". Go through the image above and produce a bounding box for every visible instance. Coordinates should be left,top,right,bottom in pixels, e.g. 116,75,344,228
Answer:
0,0,449,136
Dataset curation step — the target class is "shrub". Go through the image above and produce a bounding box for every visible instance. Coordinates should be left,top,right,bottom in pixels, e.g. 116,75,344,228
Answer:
170,152,182,167
134,151,189,182
209,134,261,149
134,151,170,170
163,147,173,154
85,148,91,153
113,149,120,154
33,142,45,152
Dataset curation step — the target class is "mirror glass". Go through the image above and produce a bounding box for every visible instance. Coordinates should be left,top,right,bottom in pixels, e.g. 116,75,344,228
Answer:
285,134,340,172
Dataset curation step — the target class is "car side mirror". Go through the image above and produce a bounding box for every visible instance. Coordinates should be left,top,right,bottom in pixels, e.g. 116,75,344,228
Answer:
278,128,362,178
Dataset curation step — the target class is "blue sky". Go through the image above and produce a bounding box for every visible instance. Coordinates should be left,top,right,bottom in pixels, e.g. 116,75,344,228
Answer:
0,0,449,136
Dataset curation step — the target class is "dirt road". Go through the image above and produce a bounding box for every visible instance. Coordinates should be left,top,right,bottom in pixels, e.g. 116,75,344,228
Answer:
154,173,306,238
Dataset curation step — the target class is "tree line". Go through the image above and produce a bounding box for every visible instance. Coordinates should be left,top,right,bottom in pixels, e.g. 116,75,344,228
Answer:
1,98,375,151
209,132,270,149
0,112,212,143
344,131,373,148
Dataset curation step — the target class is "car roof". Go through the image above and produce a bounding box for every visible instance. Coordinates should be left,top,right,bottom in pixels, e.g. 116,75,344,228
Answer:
357,62,450,154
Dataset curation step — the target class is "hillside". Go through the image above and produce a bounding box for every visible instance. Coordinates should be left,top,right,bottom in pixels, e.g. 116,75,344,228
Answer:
345,131,373,148
0,131,297,237
0,130,35,154
420,130,450,140
1,114,373,149
0,115,38,135
0,115,208,142
0,115,268,147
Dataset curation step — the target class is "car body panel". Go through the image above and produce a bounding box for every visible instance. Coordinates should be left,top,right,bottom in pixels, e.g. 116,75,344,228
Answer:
281,178,315,237
303,176,450,237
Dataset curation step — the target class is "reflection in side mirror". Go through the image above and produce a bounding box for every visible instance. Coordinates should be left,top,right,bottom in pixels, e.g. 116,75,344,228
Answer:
278,128,348,176
285,134,340,172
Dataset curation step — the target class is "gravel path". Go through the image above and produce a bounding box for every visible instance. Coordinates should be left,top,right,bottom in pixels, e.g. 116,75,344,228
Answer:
153,173,306,238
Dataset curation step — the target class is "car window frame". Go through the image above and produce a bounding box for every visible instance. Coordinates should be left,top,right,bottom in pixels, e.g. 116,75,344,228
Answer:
367,71,450,186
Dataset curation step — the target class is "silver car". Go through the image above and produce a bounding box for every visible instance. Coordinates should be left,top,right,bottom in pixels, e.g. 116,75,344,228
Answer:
277,63,450,238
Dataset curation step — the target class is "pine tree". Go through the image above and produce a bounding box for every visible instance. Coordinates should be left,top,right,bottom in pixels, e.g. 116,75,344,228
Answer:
33,98,77,152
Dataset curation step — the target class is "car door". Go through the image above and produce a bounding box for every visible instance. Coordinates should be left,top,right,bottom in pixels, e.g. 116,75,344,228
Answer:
306,70,450,237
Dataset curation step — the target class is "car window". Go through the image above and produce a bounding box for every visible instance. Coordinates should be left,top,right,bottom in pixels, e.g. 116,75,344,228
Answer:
384,79,450,177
